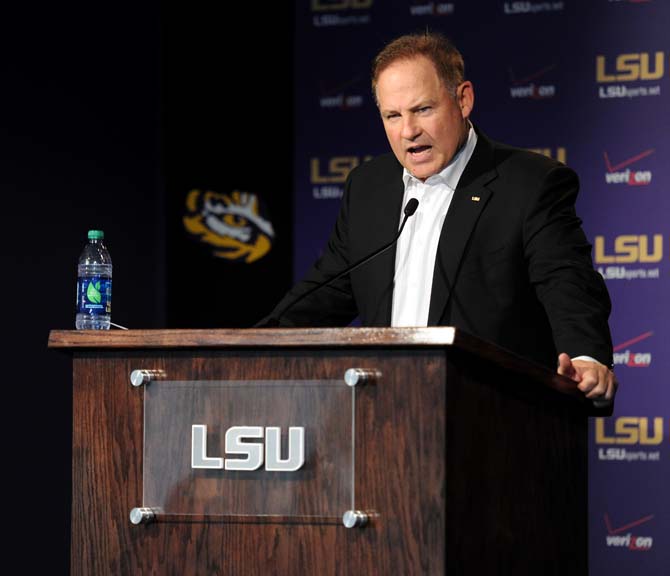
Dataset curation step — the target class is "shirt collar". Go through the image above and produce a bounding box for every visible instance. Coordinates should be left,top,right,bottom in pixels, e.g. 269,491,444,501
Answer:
402,123,478,190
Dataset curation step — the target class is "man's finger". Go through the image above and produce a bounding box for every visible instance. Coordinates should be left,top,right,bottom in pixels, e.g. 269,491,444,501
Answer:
577,369,599,393
557,353,577,379
585,370,617,400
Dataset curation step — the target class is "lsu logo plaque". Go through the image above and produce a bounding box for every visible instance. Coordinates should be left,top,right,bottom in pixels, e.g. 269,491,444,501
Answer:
183,189,275,263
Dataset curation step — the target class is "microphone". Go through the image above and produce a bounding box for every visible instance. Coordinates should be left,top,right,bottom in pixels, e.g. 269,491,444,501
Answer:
270,198,419,325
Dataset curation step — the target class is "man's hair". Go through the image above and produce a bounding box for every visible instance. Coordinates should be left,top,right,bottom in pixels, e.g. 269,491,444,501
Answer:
371,32,465,100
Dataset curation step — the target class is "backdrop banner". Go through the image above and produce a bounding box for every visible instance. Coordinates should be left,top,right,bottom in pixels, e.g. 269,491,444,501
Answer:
294,2,669,574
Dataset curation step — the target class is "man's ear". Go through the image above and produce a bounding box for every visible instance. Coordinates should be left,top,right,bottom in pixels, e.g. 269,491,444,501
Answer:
457,81,474,119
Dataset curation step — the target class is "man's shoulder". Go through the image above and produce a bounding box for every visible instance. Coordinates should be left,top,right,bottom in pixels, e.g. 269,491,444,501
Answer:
348,152,402,182
476,133,579,202
487,135,570,177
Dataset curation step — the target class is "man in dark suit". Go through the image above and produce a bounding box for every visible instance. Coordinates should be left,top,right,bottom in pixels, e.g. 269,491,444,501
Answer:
262,32,616,402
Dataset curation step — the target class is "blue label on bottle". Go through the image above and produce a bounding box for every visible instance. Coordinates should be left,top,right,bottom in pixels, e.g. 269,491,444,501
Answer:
77,277,112,315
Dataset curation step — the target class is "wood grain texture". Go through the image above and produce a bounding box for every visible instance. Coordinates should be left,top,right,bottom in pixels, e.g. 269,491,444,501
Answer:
52,327,611,415
62,330,593,575
50,326,455,349
444,348,588,575
70,349,447,575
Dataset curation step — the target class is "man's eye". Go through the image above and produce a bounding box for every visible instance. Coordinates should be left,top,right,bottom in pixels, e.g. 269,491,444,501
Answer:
417,106,431,113
385,113,400,120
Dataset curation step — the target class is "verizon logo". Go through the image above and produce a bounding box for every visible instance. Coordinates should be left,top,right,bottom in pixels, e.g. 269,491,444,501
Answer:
604,148,654,186
605,513,654,551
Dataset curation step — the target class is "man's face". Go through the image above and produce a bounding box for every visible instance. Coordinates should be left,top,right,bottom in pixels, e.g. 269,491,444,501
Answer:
375,56,473,181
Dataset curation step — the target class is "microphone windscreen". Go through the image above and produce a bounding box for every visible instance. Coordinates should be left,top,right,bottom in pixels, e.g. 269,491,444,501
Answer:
404,198,419,216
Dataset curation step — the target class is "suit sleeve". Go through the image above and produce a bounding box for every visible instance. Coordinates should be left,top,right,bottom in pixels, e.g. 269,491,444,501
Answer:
523,164,613,366
255,173,359,327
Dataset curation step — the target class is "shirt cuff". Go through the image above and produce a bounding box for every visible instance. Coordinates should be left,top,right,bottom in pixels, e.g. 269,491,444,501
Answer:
572,355,603,365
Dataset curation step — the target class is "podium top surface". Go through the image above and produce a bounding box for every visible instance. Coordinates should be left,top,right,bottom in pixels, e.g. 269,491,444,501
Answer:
48,327,611,414
48,327,458,349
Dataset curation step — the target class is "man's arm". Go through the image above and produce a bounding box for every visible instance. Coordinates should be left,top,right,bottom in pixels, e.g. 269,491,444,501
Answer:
522,163,615,399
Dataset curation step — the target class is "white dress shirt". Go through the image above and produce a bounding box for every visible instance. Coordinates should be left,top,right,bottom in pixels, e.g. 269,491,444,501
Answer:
391,125,477,327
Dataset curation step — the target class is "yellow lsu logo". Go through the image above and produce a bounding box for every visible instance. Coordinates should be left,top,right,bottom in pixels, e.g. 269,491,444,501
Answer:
596,52,666,83
311,0,372,11
594,234,664,264
310,156,373,184
183,189,274,263
595,417,666,446
529,147,566,164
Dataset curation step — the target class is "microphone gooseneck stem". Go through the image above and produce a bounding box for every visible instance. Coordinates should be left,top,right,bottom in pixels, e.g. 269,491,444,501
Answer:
276,198,419,322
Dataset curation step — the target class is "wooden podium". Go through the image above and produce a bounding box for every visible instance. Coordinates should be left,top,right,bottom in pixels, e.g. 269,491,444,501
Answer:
49,327,604,575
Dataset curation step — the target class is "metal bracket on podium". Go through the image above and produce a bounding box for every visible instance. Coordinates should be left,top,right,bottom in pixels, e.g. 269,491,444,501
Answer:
342,510,369,528
344,368,380,387
130,369,166,387
129,507,160,525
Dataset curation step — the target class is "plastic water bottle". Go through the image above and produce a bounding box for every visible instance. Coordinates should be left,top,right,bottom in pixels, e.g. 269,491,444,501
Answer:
75,230,112,330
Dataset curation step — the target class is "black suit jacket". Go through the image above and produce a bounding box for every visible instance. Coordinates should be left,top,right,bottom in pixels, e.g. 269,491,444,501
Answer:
263,129,613,369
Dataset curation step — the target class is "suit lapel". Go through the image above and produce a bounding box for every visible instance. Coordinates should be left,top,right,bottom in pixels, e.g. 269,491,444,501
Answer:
362,155,405,326
367,158,405,325
428,131,498,325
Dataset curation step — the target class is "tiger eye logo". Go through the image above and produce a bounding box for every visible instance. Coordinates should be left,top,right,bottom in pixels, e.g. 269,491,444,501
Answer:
183,189,275,263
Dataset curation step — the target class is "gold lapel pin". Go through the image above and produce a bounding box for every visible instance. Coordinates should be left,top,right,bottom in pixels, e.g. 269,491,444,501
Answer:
471,196,481,202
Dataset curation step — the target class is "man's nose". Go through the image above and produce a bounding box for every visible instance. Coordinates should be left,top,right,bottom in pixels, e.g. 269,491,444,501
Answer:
400,116,421,140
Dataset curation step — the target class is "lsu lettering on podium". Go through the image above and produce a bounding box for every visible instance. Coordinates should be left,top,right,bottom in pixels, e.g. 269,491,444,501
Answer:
191,424,305,472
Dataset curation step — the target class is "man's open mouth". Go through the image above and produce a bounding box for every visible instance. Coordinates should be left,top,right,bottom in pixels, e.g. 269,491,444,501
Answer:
408,145,431,155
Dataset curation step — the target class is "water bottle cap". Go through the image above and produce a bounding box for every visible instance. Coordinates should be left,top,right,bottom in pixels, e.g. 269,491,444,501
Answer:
88,230,105,240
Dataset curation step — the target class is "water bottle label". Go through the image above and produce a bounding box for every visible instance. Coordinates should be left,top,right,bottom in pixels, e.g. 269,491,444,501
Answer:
77,277,112,315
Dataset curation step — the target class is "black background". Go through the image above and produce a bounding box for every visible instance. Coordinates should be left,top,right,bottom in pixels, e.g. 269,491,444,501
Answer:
5,2,293,572
164,3,294,328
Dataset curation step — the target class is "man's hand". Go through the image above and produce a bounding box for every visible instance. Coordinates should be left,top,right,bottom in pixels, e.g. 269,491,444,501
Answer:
557,353,618,401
